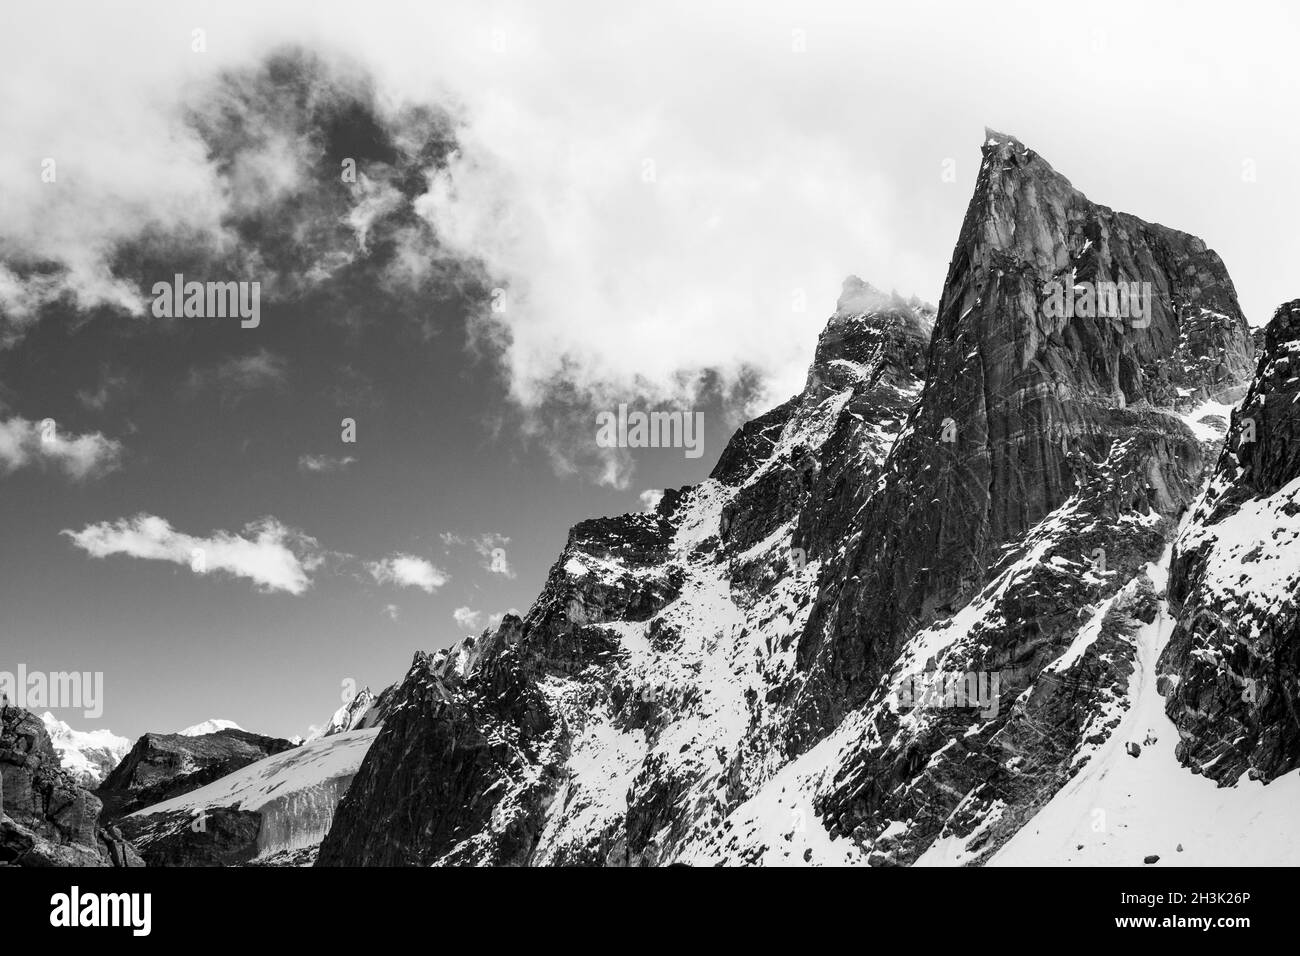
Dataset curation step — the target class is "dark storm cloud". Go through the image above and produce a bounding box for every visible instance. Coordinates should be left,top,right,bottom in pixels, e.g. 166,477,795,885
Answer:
0,46,484,347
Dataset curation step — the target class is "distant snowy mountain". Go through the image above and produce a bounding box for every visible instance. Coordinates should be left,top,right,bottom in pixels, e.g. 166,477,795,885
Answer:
39,712,131,787
177,718,244,737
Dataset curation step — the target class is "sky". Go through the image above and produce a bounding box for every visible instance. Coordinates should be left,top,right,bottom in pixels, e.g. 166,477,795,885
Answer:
1,0,1297,740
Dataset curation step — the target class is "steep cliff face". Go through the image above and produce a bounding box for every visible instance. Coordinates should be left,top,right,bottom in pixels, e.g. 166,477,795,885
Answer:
1160,300,1300,784
0,705,141,867
792,130,1254,734
794,131,1256,865
318,131,1262,867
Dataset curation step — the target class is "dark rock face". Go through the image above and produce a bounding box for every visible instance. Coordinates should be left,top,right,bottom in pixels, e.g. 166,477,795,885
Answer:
320,639,557,866
119,805,264,867
1160,300,1300,783
0,705,142,867
97,728,295,820
795,132,1255,864
318,131,1258,867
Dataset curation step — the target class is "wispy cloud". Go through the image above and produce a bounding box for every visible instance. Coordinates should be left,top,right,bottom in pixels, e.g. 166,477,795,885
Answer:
366,553,448,593
441,531,516,578
62,514,323,594
452,606,483,630
186,348,288,401
473,533,514,578
0,416,123,480
298,453,357,473
76,367,130,411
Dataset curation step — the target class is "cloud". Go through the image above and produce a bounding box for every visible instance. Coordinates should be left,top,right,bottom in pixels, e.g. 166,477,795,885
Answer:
366,553,448,592
638,489,664,512
186,348,288,400
453,606,483,630
442,531,516,577
6,0,1299,482
381,603,400,620
0,36,463,348
62,514,322,594
439,532,467,550
76,367,130,411
473,533,514,578
298,453,357,473
0,416,123,480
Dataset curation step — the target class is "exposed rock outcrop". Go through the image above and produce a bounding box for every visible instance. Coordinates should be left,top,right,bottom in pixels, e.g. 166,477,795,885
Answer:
1160,299,1300,783
0,705,142,867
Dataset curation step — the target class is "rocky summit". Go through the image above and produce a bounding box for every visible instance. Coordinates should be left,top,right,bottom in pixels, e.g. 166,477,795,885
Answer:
311,131,1284,867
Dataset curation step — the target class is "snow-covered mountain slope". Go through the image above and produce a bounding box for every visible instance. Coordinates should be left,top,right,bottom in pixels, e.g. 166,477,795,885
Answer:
989,547,1300,866
178,718,244,736
40,712,130,787
316,131,1278,868
120,728,379,866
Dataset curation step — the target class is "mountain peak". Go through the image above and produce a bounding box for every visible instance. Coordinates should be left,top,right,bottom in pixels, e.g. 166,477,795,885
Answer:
982,126,1022,147
834,275,889,315
177,718,244,737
